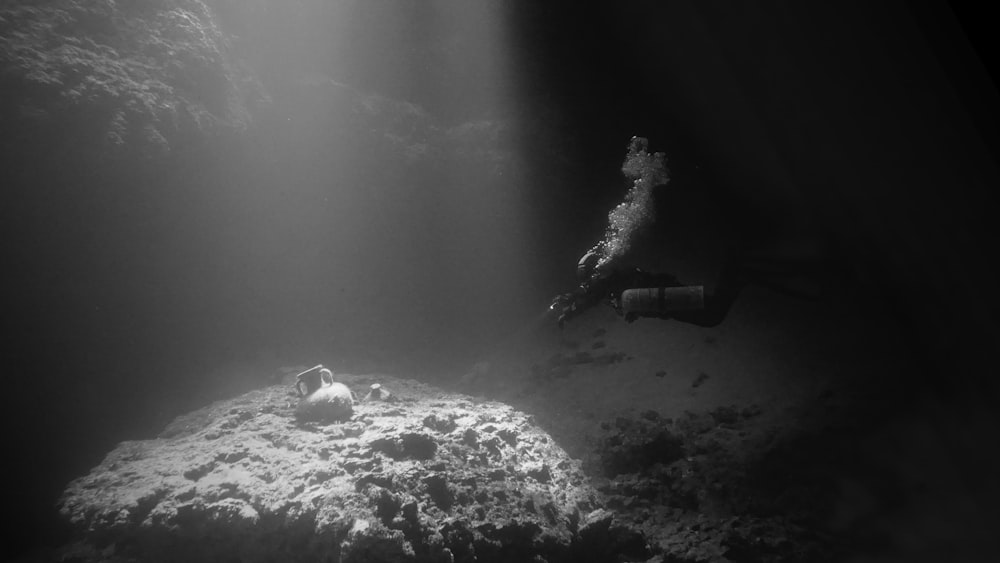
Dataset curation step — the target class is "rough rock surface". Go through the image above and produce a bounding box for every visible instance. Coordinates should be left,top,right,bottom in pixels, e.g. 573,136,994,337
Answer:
56,373,638,563
0,0,263,158
584,408,845,563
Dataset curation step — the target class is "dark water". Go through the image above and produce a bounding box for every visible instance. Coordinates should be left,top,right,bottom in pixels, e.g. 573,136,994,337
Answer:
3,1,998,559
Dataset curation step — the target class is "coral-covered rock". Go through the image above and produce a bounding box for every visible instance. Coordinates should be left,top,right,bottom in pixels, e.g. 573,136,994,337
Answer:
57,373,617,563
0,0,263,158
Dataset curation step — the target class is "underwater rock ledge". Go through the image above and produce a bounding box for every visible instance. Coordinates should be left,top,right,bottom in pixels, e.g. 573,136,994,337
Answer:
56,373,646,563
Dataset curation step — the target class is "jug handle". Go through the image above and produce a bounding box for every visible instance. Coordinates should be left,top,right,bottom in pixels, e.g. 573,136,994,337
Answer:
293,364,323,397
320,368,334,386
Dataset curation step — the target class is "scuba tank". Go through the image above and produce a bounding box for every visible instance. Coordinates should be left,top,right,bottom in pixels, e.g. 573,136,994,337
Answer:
619,286,704,316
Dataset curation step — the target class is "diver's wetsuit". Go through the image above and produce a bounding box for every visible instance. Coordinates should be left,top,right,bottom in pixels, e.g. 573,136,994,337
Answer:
619,266,742,327
555,242,831,328
555,261,744,328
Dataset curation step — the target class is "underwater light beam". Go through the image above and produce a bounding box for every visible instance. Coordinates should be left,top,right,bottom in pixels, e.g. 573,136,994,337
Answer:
407,1,535,347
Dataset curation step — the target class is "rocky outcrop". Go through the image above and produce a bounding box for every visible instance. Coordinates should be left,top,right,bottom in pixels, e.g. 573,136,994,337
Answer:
56,373,640,563
586,409,841,563
0,0,529,183
45,369,864,563
0,0,263,159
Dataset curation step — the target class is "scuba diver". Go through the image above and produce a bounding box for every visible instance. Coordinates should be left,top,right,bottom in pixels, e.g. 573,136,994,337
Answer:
550,250,737,328
549,135,829,329
550,242,818,328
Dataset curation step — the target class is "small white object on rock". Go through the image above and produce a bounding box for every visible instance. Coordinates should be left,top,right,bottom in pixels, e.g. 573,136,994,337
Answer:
364,382,391,402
